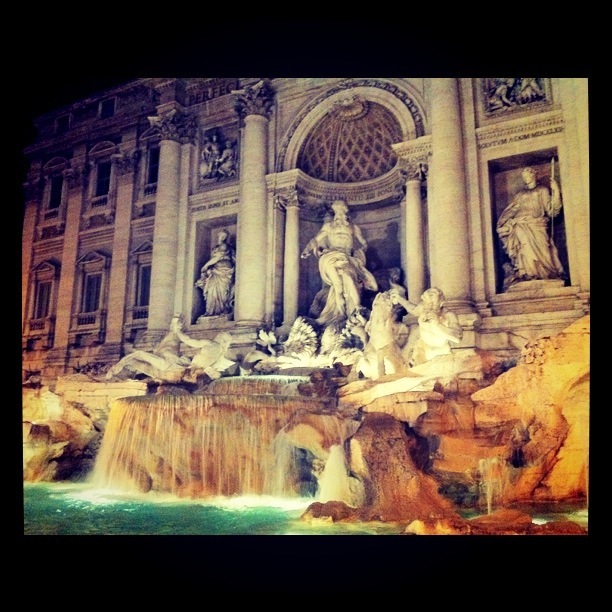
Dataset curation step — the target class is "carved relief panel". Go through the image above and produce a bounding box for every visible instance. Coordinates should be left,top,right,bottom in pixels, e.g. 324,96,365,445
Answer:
198,125,239,186
482,78,551,116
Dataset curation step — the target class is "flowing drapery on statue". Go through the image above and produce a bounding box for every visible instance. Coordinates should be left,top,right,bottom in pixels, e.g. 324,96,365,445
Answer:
301,200,378,326
496,165,564,288
196,229,235,316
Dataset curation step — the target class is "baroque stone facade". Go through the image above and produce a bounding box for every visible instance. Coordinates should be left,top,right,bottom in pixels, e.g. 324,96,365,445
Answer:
21,78,590,384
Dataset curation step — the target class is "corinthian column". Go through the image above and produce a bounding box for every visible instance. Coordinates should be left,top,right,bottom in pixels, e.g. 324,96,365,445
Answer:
233,79,275,323
277,188,300,327
429,78,472,310
145,109,197,340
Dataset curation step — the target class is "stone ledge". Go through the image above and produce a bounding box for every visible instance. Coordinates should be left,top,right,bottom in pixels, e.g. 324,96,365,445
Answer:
338,373,444,424
490,281,581,315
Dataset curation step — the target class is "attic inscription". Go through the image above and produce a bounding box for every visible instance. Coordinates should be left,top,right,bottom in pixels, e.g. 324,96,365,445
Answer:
188,79,239,105
192,197,239,213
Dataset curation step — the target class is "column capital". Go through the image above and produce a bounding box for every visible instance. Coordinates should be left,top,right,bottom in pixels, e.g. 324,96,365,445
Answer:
148,109,198,144
233,79,275,122
112,150,141,176
64,162,89,190
23,179,42,202
274,186,300,211
398,158,428,181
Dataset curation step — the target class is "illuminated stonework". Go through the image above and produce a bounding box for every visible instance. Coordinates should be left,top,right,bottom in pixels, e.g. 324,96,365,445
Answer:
297,98,402,183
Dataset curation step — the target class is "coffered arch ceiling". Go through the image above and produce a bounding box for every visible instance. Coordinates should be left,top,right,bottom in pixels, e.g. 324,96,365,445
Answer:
277,80,426,209
278,79,425,178
297,97,403,183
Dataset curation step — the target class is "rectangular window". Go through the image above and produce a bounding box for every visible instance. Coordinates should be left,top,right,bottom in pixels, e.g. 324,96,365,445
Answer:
147,146,160,184
96,161,112,197
82,273,102,313
34,280,52,319
136,264,151,307
100,98,115,119
49,175,63,209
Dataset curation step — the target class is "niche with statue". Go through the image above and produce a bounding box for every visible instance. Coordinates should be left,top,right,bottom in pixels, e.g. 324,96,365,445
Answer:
193,220,237,323
489,150,569,293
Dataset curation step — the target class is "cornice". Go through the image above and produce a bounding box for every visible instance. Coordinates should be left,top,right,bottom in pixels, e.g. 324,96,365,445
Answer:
290,167,404,209
475,111,564,150
392,135,431,179
23,116,144,158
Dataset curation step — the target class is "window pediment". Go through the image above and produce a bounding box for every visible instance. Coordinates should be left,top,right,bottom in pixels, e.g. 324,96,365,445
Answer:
44,157,69,174
32,259,61,279
77,250,111,270
90,140,118,159
140,126,161,142
131,240,153,256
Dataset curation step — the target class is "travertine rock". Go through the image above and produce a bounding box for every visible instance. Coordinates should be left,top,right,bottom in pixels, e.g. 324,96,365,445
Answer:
471,315,589,502
405,508,587,535
23,393,97,481
23,377,148,482
347,412,459,521
22,315,589,536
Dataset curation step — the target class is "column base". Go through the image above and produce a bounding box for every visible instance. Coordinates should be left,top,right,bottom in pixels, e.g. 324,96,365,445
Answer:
140,330,167,349
443,298,477,315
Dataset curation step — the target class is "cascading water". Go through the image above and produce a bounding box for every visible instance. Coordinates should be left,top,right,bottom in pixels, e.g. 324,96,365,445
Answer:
316,443,364,507
478,456,508,514
91,375,337,499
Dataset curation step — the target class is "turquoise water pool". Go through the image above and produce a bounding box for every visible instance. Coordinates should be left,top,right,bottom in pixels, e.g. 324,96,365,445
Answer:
23,482,404,536
23,481,588,536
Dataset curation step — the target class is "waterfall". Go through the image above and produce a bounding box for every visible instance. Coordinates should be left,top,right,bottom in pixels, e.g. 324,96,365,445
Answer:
478,457,507,514
316,444,364,508
207,375,311,396
91,377,334,499
317,444,350,504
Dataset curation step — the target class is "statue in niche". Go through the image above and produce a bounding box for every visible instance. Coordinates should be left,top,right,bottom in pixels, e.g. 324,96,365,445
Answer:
300,199,378,326
496,164,564,288
196,229,235,317
390,287,463,367
105,315,235,382
307,209,333,320
387,267,405,296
